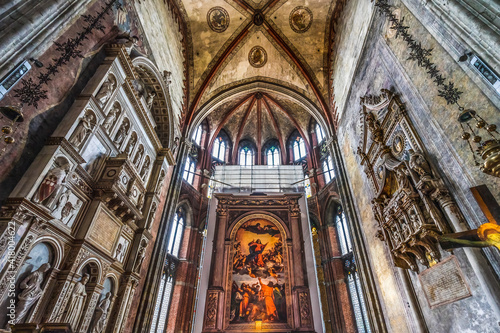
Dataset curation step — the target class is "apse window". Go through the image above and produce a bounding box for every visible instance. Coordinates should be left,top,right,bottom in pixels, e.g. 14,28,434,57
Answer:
212,136,226,161
336,208,371,333
239,146,254,166
293,136,306,161
323,155,335,183
316,123,325,143
183,156,195,185
267,146,280,166
150,210,185,333
192,125,203,146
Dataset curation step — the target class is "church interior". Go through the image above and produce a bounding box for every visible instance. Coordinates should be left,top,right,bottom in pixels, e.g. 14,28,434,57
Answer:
0,0,499,332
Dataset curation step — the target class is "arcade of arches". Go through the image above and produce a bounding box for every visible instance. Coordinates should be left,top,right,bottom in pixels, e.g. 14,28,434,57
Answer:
0,0,499,332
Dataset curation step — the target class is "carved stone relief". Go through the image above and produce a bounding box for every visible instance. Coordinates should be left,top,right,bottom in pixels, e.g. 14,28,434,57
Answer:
357,90,464,271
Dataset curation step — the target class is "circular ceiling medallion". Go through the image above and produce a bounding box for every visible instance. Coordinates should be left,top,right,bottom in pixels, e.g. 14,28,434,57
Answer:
391,132,406,157
248,46,267,68
207,7,230,33
289,6,313,33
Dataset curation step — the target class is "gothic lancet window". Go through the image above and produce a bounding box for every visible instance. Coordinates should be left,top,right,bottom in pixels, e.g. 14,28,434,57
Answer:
293,136,306,161
266,146,280,166
192,125,203,146
183,156,195,185
336,206,371,333
239,146,254,166
323,155,335,183
150,209,185,333
316,123,325,143
212,136,226,161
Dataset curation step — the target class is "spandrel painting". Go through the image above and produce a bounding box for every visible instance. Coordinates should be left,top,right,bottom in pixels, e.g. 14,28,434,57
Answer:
230,219,286,324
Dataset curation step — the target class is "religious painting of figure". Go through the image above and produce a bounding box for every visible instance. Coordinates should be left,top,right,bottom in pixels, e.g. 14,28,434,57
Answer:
230,219,287,324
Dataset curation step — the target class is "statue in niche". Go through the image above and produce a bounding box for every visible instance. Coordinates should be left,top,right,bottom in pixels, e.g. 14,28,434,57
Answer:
136,194,144,210
133,241,147,273
146,91,156,110
15,263,51,323
63,274,89,329
163,71,172,88
408,149,432,181
33,161,70,207
115,243,123,261
113,120,130,146
102,104,120,132
96,77,116,106
171,137,180,158
69,112,95,149
395,165,413,195
156,171,165,195
125,135,137,156
133,146,144,168
61,199,82,224
90,292,112,333
52,186,70,217
140,158,151,180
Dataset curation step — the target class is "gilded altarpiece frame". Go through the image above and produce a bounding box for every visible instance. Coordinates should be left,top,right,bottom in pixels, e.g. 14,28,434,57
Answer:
202,193,315,332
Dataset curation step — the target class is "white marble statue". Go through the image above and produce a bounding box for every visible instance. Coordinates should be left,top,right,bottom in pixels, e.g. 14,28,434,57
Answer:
15,263,51,323
146,91,156,110
63,274,89,329
96,78,115,105
69,113,95,149
113,121,129,146
140,158,151,180
163,70,172,88
102,105,120,132
125,135,137,155
61,199,82,225
52,186,70,217
133,243,146,273
90,292,112,333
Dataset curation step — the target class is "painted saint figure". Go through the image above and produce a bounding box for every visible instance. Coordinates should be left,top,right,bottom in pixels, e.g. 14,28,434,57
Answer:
63,274,89,329
259,277,278,321
247,239,267,267
15,263,51,323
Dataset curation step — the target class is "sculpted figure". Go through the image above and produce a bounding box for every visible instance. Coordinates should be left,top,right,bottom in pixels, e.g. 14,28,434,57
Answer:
133,243,146,273
163,71,172,87
113,121,129,146
140,158,151,180
69,113,95,148
15,263,51,323
395,166,413,195
52,186,70,217
102,105,120,132
156,171,166,195
61,199,82,224
33,162,70,206
125,135,137,155
409,149,432,180
63,274,89,329
90,292,112,333
133,146,144,168
146,91,156,110
96,78,115,105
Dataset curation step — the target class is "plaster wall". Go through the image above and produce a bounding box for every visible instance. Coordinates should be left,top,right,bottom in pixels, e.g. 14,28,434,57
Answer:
134,0,185,121
336,1,500,331
330,0,374,120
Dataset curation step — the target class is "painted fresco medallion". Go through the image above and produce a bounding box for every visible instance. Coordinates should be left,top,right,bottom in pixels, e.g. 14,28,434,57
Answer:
289,6,313,33
207,7,230,33
248,46,267,68
230,218,287,324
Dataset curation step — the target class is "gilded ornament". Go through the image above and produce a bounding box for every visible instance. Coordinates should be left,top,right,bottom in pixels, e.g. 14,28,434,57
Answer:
476,120,486,128
2,126,12,134
4,136,14,144
473,136,482,143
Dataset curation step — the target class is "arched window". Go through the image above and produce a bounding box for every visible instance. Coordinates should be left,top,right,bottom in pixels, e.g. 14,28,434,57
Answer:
212,136,226,161
266,146,280,166
150,209,185,333
293,136,306,161
192,125,202,146
239,146,254,166
323,155,335,183
183,156,195,185
335,207,371,333
316,123,325,143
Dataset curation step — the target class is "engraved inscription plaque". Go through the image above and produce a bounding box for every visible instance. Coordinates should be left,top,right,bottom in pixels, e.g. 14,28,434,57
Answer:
418,256,472,308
